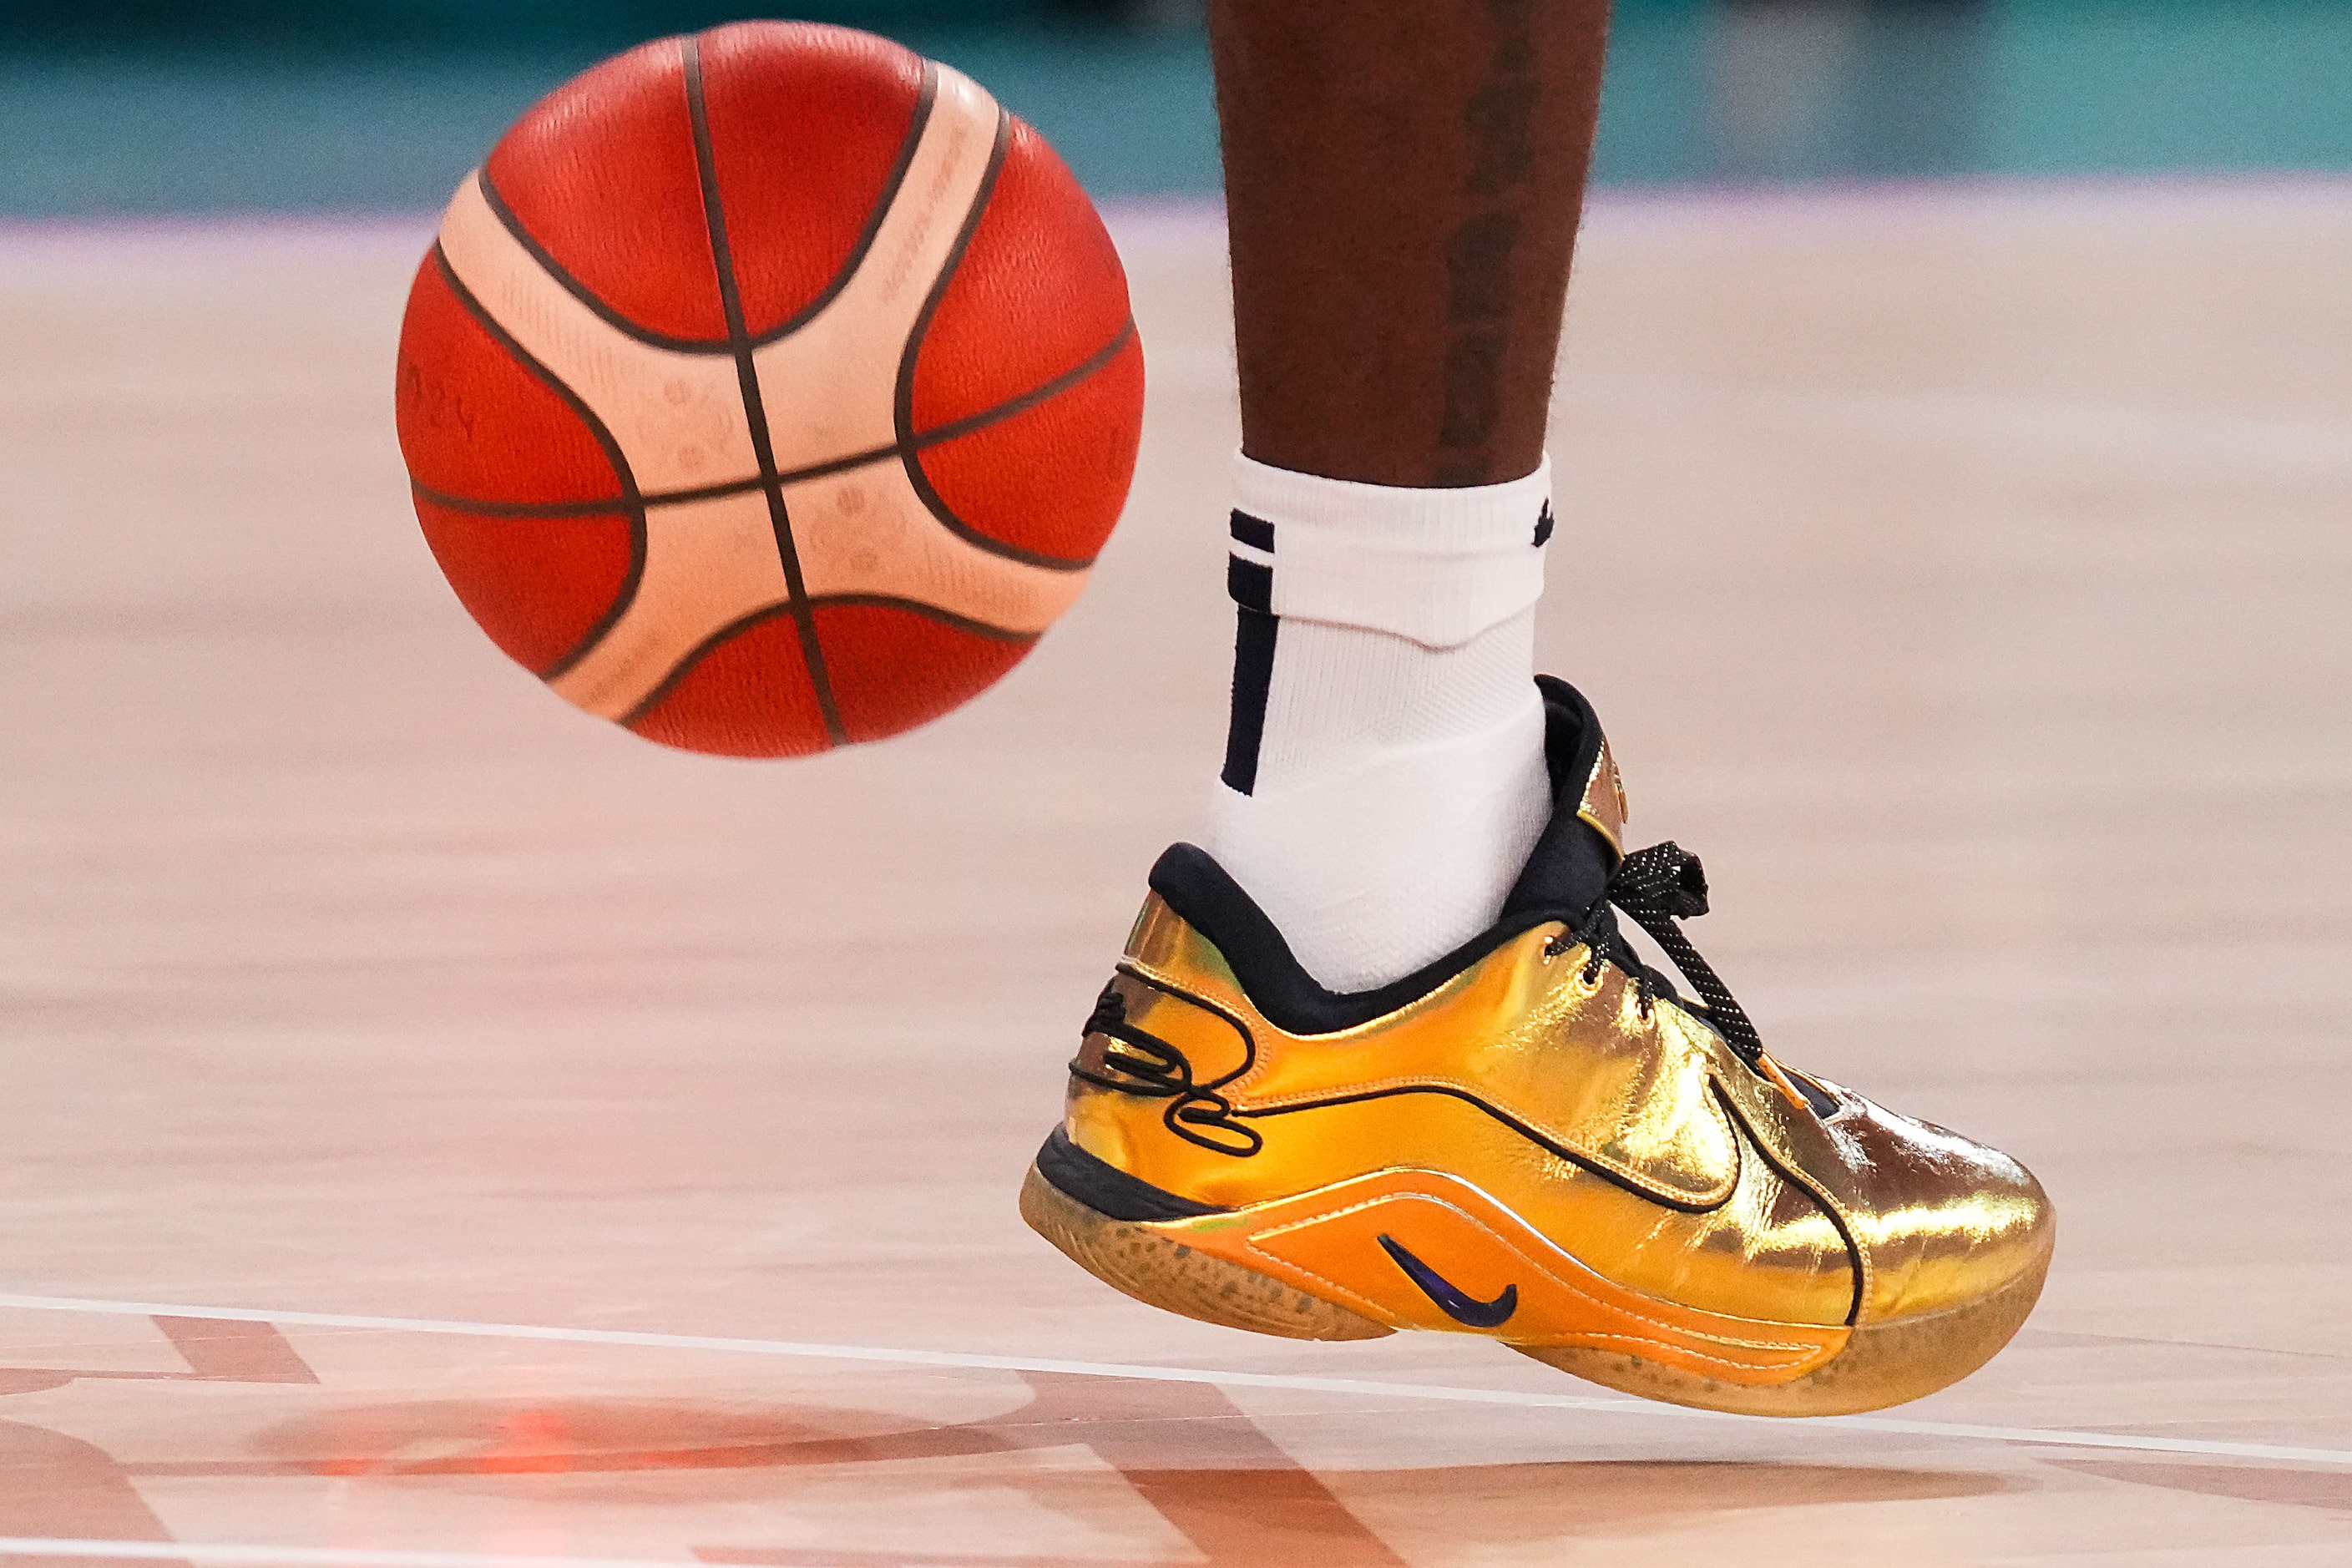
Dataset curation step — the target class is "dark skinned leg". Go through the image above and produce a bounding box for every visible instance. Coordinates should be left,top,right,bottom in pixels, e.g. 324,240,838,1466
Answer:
1207,0,1613,488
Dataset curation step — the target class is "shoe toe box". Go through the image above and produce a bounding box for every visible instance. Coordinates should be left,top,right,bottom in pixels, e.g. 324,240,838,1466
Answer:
1825,1085,2056,1325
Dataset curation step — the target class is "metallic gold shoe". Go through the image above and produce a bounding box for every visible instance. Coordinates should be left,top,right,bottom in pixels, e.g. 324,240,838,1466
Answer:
1023,678,2053,1417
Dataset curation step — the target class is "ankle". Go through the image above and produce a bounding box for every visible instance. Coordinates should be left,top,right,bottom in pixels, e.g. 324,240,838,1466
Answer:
1206,453,1555,992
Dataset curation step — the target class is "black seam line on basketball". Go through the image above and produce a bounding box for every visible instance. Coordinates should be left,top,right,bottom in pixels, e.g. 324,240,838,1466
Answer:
1233,1085,1741,1216
468,67,935,357
427,243,649,682
615,592,1040,730
891,105,1024,575
473,170,733,357
875,316,1134,569
409,478,708,520
615,599,798,727
1707,1077,1867,1328
741,63,939,349
803,594,1039,644
685,35,848,747
409,318,1136,568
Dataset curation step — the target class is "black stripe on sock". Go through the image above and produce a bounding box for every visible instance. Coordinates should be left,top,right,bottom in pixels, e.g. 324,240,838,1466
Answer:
1229,510,1275,552
1227,556,1272,612
1221,606,1278,796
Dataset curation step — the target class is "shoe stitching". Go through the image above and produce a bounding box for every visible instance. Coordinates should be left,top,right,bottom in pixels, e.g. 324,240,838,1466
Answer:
1243,1189,1838,1359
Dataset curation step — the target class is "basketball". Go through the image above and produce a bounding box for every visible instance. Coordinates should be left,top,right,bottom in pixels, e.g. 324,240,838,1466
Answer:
393,23,1145,756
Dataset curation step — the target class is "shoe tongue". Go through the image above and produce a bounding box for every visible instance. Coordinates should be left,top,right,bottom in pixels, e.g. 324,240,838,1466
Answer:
1501,678,1628,922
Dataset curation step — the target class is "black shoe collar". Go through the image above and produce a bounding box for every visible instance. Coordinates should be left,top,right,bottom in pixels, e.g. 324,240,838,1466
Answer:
1147,677,1621,1037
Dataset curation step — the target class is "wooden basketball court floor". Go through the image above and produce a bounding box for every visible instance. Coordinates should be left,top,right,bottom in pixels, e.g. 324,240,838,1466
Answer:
1,179,2348,1565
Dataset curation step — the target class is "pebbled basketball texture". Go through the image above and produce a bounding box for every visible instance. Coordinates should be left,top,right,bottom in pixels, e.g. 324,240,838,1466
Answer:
395,23,1144,756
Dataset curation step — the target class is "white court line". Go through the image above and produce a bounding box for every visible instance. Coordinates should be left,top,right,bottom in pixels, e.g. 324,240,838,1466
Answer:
0,1543,685,1568
0,1290,2344,1468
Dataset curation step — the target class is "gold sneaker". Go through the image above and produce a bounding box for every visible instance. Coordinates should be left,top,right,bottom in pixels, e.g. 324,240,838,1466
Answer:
1022,679,2053,1417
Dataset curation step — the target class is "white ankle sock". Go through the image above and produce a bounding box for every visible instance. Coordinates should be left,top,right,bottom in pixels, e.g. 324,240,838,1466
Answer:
1206,453,1555,993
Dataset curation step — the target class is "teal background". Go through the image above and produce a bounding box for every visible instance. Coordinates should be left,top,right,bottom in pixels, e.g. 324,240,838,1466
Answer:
1,2,2347,213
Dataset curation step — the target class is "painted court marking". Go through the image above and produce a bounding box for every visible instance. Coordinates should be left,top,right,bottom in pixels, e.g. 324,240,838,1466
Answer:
0,1290,2344,1469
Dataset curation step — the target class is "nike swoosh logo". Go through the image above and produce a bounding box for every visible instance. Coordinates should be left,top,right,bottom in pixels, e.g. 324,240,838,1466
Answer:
1376,1233,1519,1329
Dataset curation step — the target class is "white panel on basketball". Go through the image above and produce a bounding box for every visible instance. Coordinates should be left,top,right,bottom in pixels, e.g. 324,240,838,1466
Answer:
435,179,758,497
432,60,1091,725
780,466,1086,633
753,65,1090,625
749,66,999,468
544,490,789,720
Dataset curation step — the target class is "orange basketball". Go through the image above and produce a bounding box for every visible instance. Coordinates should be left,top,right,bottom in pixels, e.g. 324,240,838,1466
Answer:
394,23,1144,756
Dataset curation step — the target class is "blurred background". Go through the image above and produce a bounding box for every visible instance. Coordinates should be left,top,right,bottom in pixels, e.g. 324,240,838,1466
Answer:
2,0,2349,215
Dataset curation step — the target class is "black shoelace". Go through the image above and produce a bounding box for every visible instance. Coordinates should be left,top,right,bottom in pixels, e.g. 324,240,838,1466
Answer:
1545,841,1766,1065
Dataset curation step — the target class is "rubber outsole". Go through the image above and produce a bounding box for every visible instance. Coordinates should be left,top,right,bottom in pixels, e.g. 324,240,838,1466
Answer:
1021,1157,2054,1416
1019,1164,1391,1341
1511,1247,2051,1416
